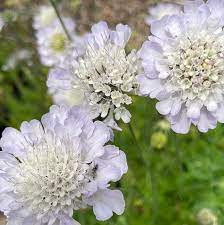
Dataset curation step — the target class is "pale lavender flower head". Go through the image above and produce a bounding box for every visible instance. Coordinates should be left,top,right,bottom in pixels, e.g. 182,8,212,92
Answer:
138,0,224,134
35,16,76,67
145,2,182,26
47,21,141,128
0,105,127,225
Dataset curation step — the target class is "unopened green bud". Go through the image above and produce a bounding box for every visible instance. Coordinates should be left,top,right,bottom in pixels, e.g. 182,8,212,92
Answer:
150,132,167,150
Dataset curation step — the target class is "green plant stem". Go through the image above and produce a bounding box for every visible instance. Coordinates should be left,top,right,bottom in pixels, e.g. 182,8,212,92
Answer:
128,123,145,163
173,132,183,220
49,0,72,41
148,147,158,224
173,133,183,194
128,123,157,223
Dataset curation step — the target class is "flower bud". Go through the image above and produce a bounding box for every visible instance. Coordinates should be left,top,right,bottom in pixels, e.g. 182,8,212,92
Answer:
150,132,167,150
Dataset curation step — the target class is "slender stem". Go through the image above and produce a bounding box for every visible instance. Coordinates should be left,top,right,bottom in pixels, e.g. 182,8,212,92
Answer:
128,123,145,163
173,132,183,194
173,132,183,220
128,123,157,223
49,0,72,41
148,147,158,224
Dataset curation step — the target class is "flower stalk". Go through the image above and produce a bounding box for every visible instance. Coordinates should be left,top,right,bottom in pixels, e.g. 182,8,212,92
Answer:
128,123,145,163
49,0,72,41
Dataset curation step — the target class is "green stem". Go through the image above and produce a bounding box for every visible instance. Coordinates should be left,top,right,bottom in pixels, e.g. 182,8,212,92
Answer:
148,147,158,224
49,0,72,41
128,123,145,163
173,133,183,194
128,123,157,223
173,132,183,220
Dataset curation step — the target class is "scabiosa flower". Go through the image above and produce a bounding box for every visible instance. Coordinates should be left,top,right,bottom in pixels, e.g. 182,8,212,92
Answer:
33,5,79,67
145,2,182,26
35,17,76,67
0,105,127,225
47,21,141,127
138,0,224,134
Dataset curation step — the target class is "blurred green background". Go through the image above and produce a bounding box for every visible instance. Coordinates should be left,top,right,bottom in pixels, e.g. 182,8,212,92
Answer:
0,0,222,225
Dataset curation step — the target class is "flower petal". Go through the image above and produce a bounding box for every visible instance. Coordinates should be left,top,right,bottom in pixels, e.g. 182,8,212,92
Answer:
196,108,217,132
112,24,131,47
91,21,110,46
169,109,191,134
82,121,111,162
0,128,27,158
84,189,125,221
95,146,128,186
156,98,173,115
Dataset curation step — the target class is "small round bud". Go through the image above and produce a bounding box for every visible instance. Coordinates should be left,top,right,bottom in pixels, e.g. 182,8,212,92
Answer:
150,132,167,150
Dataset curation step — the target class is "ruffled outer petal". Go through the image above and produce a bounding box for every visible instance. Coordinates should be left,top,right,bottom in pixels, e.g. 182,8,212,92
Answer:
137,75,165,98
140,40,163,61
95,145,128,187
207,0,224,27
41,104,71,131
20,120,44,145
84,189,125,221
91,21,110,47
194,108,217,133
145,3,182,26
0,128,28,158
111,24,131,48
184,1,211,30
82,121,111,162
169,109,191,134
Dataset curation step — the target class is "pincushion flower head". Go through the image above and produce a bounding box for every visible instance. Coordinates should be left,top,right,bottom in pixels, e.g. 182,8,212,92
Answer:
33,5,77,68
145,2,182,26
138,0,224,134
0,105,127,225
47,21,141,127
35,17,76,67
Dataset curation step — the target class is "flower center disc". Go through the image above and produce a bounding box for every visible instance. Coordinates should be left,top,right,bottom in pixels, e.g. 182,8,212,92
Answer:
165,32,224,101
14,139,95,218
